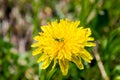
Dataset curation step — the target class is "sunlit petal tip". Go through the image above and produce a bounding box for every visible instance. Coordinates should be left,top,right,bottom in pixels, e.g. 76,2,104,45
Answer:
41,58,51,69
80,66,84,70
80,26,84,29
90,57,93,60
37,60,40,63
88,60,91,63
88,37,94,41
52,59,57,70
31,44,34,47
41,26,46,31
33,36,40,40
32,52,39,56
62,71,68,75
32,52,36,56
39,32,43,35
86,43,96,47
31,43,38,47
37,55,46,63
59,59,68,75
90,43,96,46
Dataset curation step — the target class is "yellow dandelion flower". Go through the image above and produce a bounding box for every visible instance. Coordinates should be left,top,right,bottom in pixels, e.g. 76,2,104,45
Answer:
31,19,95,75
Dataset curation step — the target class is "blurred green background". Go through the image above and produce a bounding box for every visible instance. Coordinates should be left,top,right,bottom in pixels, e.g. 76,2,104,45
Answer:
0,0,120,80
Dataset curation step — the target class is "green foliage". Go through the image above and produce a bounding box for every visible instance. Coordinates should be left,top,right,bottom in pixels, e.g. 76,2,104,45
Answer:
0,38,38,80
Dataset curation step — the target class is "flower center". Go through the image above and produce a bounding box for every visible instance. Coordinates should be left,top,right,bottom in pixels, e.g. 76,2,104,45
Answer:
54,38,64,42
53,38,65,58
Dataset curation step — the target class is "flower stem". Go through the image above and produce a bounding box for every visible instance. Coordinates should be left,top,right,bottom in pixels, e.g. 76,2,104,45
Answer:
93,41,109,80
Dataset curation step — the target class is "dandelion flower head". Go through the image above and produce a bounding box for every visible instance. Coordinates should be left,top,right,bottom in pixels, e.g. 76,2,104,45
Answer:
31,19,95,75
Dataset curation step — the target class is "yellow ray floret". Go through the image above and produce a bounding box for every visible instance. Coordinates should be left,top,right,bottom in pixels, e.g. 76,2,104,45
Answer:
31,19,95,75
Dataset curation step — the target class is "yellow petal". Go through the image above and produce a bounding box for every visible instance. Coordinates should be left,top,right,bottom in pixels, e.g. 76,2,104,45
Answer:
86,42,96,47
80,49,93,63
32,47,42,56
33,36,40,40
87,37,94,41
59,59,68,75
37,54,47,63
71,55,84,70
71,21,80,28
62,49,71,60
41,58,51,69
41,26,48,32
57,50,63,59
31,42,40,47
52,59,57,70
85,28,91,37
